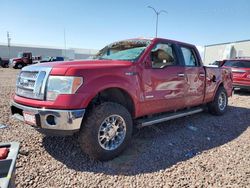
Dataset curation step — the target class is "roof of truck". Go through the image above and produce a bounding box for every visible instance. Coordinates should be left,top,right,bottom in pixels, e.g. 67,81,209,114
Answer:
123,37,196,47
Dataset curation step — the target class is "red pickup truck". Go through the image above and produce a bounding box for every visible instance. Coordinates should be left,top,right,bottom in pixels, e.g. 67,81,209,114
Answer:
10,52,41,69
222,59,250,90
11,38,232,160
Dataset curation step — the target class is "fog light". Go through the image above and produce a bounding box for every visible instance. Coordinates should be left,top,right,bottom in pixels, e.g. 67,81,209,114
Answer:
46,115,57,126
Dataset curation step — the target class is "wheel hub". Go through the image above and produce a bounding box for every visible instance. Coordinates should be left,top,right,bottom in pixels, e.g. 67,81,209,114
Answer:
106,125,118,139
98,115,126,150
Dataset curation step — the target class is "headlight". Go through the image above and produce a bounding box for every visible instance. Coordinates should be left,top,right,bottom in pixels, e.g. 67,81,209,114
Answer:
46,76,83,101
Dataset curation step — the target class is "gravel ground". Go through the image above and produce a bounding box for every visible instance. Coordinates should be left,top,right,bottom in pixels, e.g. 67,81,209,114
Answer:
0,68,250,188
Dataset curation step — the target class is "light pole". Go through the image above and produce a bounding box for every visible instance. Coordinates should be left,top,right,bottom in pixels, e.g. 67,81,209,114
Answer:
147,6,167,37
7,31,11,59
64,28,67,59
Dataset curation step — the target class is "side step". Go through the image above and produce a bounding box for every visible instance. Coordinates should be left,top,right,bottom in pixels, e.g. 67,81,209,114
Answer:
136,107,203,128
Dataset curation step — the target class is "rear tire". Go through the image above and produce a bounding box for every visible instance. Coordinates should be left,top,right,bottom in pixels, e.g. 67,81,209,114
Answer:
208,87,228,115
78,102,133,161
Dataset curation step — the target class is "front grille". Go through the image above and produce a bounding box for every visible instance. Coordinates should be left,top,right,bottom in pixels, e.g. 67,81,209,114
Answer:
16,66,51,100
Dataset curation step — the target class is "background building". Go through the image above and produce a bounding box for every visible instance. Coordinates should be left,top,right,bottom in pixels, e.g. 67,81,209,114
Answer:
204,39,250,65
0,42,98,60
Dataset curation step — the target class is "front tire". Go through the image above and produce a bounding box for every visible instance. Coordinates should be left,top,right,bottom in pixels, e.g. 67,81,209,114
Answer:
78,102,133,161
17,63,23,69
208,87,228,115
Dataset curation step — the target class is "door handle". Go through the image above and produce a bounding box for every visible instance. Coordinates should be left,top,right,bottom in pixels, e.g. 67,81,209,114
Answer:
177,73,185,77
199,73,205,77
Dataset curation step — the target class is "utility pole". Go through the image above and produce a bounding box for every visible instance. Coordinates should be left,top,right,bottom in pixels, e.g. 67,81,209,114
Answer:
64,28,67,59
147,6,167,37
7,31,11,59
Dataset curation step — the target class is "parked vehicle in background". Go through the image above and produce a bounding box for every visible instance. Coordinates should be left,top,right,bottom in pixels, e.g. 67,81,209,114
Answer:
209,60,223,67
39,56,64,63
32,56,43,64
222,58,250,90
9,52,41,69
11,38,232,161
0,57,9,68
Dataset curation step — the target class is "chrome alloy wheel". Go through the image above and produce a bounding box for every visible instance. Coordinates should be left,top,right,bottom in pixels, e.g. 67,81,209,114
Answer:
98,115,127,151
218,92,227,111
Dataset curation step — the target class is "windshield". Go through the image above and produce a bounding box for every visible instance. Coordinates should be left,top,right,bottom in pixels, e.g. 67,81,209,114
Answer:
93,39,151,61
42,57,51,61
17,52,23,58
224,60,250,68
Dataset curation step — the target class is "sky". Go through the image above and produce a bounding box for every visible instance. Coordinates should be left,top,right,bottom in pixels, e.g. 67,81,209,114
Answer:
0,0,250,50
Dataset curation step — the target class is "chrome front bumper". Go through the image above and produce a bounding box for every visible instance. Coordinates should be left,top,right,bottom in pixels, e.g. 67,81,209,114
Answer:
11,101,85,134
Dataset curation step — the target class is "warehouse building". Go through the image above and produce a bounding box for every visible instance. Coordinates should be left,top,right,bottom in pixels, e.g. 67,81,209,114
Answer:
0,42,98,60
204,39,250,65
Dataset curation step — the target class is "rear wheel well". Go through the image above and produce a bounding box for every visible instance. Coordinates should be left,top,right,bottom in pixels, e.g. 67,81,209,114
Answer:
213,83,225,99
88,88,135,118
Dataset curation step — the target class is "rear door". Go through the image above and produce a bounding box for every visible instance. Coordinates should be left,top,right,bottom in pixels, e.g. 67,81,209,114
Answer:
178,45,205,107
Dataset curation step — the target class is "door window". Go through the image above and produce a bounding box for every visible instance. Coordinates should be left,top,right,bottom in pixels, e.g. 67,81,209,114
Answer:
151,43,176,68
181,47,198,66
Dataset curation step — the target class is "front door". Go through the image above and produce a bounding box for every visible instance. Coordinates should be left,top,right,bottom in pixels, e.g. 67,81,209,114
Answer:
141,42,187,115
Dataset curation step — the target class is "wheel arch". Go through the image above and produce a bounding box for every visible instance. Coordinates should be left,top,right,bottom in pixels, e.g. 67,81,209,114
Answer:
212,80,230,101
84,87,136,118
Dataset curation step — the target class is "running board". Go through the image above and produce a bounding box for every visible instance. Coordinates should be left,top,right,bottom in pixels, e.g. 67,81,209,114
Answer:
137,107,203,128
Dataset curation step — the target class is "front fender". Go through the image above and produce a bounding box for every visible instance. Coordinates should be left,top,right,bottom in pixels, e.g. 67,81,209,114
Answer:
77,75,140,110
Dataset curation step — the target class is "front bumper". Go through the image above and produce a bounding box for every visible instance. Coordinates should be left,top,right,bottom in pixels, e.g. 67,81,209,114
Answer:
11,101,85,135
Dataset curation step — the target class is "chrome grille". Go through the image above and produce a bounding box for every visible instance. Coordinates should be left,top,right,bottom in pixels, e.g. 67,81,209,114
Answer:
20,71,39,79
16,66,52,100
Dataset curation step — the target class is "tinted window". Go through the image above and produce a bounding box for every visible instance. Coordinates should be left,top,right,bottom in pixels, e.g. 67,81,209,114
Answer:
151,43,176,69
223,60,250,68
181,47,197,66
55,57,64,61
23,53,30,58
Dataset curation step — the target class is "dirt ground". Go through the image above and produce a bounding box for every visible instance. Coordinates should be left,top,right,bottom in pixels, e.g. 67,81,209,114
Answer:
0,68,249,188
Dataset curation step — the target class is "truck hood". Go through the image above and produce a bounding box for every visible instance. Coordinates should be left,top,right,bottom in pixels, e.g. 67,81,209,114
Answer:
12,58,22,61
31,59,133,75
